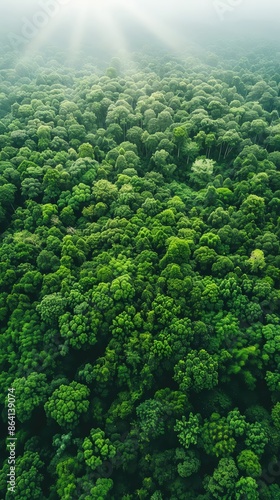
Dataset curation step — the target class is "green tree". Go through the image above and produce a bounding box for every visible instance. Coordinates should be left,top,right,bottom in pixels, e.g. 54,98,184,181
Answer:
87,478,114,499
136,399,165,441
271,402,280,429
190,158,215,187
247,249,266,272
235,477,259,500
205,457,239,499
12,373,49,422
174,413,200,449
56,457,78,500
237,450,261,477
37,293,67,325
174,350,218,393
78,142,94,158
82,428,116,470
201,413,236,457
45,381,90,429
175,448,200,478
161,237,191,267
226,408,247,437
245,422,268,456
173,126,187,157
1,451,44,500
92,179,118,204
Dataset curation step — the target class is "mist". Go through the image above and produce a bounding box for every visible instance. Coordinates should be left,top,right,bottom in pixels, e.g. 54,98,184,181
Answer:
1,0,280,63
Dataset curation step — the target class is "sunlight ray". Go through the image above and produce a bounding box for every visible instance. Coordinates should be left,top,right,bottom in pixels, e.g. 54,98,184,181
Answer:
19,0,187,60
22,6,69,58
119,1,188,52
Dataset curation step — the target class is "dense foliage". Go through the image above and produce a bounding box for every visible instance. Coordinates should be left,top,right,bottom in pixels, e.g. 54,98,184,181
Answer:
1,40,280,499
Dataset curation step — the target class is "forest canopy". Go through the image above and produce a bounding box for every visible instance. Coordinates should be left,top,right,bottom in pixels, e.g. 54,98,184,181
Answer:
1,37,280,499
